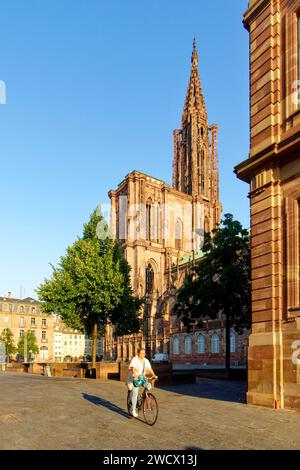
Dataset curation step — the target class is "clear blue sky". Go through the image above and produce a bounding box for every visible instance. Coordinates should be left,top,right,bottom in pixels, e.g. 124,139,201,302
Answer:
0,0,250,299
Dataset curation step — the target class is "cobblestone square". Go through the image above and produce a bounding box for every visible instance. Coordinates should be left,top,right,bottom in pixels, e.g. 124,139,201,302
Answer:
0,373,299,450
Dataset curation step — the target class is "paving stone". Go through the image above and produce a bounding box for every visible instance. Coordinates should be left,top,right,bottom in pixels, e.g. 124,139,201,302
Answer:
0,372,299,450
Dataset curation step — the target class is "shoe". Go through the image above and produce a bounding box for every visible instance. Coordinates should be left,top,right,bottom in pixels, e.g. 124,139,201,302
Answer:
132,408,138,418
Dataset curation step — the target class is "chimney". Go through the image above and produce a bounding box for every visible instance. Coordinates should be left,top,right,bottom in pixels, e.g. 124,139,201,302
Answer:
7,292,12,298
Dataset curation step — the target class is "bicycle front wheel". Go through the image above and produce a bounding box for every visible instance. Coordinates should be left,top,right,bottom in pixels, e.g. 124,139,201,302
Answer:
142,393,158,426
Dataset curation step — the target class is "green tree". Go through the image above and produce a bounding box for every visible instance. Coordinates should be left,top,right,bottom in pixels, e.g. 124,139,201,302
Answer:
174,213,251,372
17,331,39,359
110,242,143,337
0,328,17,360
37,208,142,368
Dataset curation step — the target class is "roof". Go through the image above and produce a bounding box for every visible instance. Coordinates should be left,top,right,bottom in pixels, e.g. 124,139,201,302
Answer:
0,296,41,305
116,169,172,189
177,248,204,267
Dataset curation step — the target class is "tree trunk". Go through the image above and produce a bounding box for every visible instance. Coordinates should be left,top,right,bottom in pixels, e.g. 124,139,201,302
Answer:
225,311,231,374
92,321,98,369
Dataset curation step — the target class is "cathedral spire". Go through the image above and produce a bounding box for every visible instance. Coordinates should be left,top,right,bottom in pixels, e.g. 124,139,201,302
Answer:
182,37,207,126
192,36,198,66
173,38,220,207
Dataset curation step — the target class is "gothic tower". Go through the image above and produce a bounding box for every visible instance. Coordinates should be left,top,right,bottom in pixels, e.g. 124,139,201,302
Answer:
106,38,224,362
173,39,221,229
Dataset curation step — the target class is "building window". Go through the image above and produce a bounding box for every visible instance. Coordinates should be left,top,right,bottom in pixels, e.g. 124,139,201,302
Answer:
299,200,300,305
9,304,13,313
42,318,47,328
40,346,48,360
172,336,179,355
230,331,237,353
19,316,25,327
145,264,154,294
184,335,192,354
19,330,24,338
197,334,205,354
204,217,210,234
211,333,220,353
146,198,152,241
201,149,205,194
286,196,300,314
156,203,161,242
20,306,24,313
31,307,35,314
42,331,46,341
31,318,36,328
175,219,183,251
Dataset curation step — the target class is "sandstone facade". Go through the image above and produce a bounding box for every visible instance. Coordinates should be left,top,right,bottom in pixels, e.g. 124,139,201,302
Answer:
0,294,54,361
235,0,300,410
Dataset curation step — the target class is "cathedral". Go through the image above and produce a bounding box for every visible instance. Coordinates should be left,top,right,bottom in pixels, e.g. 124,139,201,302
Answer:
104,41,246,366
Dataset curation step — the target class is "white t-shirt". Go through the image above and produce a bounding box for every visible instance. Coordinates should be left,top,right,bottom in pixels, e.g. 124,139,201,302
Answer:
129,356,151,376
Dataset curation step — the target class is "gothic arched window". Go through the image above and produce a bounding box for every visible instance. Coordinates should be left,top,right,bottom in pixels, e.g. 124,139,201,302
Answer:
211,333,220,354
184,335,192,354
145,264,154,294
175,218,183,251
172,336,179,355
230,331,237,353
201,149,205,194
146,198,152,241
197,334,205,354
156,203,161,242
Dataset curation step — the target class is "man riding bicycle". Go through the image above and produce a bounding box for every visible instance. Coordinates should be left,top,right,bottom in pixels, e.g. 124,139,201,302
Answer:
127,347,157,418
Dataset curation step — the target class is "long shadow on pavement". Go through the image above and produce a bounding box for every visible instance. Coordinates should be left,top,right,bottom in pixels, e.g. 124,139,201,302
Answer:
159,379,247,404
82,393,131,419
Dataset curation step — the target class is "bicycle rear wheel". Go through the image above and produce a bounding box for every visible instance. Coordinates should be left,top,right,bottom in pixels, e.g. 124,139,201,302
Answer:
142,393,158,426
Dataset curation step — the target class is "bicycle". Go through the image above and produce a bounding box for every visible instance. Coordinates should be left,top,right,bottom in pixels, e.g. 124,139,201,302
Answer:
127,376,158,426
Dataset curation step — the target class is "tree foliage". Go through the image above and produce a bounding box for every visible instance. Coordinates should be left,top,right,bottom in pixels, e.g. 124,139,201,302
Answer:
174,213,251,370
17,331,39,358
0,328,17,357
37,207,142,366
